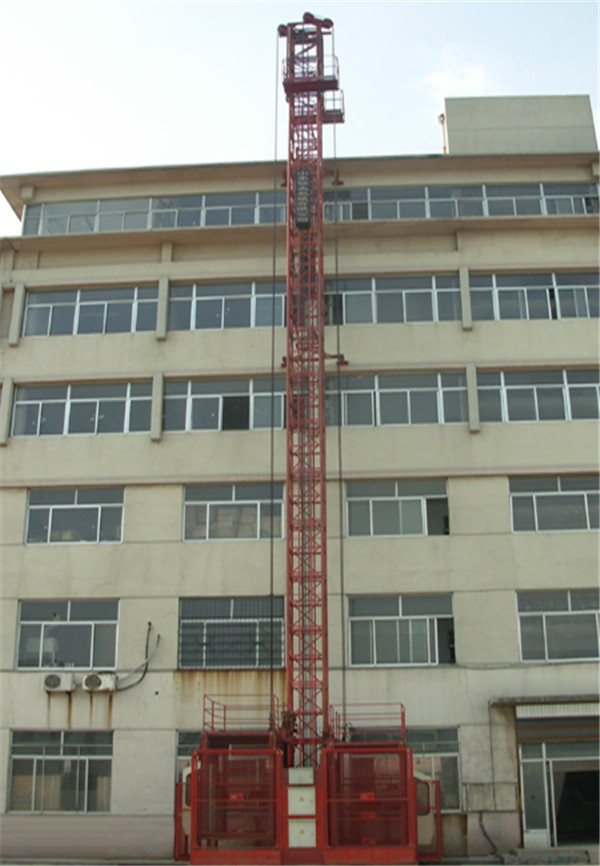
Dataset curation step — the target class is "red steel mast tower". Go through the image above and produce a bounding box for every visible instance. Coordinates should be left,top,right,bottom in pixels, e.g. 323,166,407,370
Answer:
278,13,343,767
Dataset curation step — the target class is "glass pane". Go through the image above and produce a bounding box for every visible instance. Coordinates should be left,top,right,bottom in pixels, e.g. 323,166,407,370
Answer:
347,501,370,536
40,402,66,435
345,294,372,323
259,502,282,538
77,305,105,334
546,614,598,659
443,390,468,423
379,391,409,425
191,397,219,430
93,624,117,667
252,394,283,429
536,494,587,530
569,387,599,419
106,303,132,333
18,624,42,667
372,500,400,535
135,301,157,331
163,398,187,430
43,624,92,667
401,500,423,534
97,401,125,433
506,389,537,421
224,298,251,328
26,508,50,543
350,596,399,616
168,300,192,331
536,388,566,421
51,508,98,542
345,392,373,425
375,620,398,663
222,395,250,430
405,292,433,322
350,621,372,664
512,496,536,531
13,404,40,436
99,506,122,541
68,402,97,434
520,616,546,660
87,760,111,812
50,305,76,335
410,391,438,424
522,762,547,830
9,759,34,810
209,503,257,538
24,306,50,336
185,504,207,539
195,299,222,329
128,400,151,432
376,292,404,323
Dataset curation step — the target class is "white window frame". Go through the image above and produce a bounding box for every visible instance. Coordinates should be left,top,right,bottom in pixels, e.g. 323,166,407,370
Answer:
9,730,112,814
517,590,600,662
12,382,152,437
22,285,158,337
183,483,284,541
477,369,600,423
510,476,599,532
17,600,118,670
348,594,454,667
26,488,124,545
163,378,285,433
346,480,449,537
168,280,286,331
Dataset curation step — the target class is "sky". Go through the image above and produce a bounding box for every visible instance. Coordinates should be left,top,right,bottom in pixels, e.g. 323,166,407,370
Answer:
0,0,598,235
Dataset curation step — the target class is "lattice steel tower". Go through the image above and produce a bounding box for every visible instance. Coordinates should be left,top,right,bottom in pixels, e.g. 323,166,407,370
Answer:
278,12,344,768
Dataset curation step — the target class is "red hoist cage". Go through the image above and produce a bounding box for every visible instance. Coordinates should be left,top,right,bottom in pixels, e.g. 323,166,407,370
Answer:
173,13,442,865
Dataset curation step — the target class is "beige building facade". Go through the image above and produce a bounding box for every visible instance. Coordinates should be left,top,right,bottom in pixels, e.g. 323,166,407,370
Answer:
0,96,598,860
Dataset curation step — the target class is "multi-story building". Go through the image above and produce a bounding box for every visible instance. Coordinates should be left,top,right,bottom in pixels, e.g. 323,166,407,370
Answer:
0,94,598,861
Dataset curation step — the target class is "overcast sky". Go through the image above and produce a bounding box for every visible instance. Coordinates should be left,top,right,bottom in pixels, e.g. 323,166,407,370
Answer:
1,0,598,235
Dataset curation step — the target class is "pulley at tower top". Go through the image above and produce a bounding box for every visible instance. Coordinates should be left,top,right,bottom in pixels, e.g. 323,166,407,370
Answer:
278,12,345,124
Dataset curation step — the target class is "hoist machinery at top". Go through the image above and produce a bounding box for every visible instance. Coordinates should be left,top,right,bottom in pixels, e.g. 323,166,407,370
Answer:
278,11,344,769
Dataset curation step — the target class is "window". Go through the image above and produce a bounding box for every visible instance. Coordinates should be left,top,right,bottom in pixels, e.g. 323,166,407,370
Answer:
327,373,467,427
9,730,112,813
477,369,599,422
407,728,461,811
184,484,283,540
23,183,598,236
163,378,284,432
179,596,284,669
470,272,599,321
22,286,158,335
349,594,455,666
510,476,599,532
517,589,600,661
168,280,285,330
12,383,152,436
17,600,118,669
324,274,461,325
23,192,287,236
26,488,124,544
346,480,449,537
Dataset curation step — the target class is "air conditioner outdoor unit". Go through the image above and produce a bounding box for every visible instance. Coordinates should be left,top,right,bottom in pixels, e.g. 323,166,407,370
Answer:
43,672,75,693
82,672,116,693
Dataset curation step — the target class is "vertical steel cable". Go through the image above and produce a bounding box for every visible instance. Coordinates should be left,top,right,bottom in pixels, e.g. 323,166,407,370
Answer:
330,28,348,728
268,32,281,727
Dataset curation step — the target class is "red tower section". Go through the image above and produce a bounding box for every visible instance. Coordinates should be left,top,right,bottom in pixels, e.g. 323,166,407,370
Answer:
278,13,344,768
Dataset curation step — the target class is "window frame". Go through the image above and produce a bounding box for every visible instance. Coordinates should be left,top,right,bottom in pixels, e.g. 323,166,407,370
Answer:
470,271,599,322
9,730,112,814
26,488,124,545
183,483,284,541
22,286,158,336
510,476,599,533
346,480,449,538
517,589,600,662
16,600,119,670
12,382,152,437
178,596,285,670
168,280,286,331
163,378,285,433
348,594,455,667
477,369,600,423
